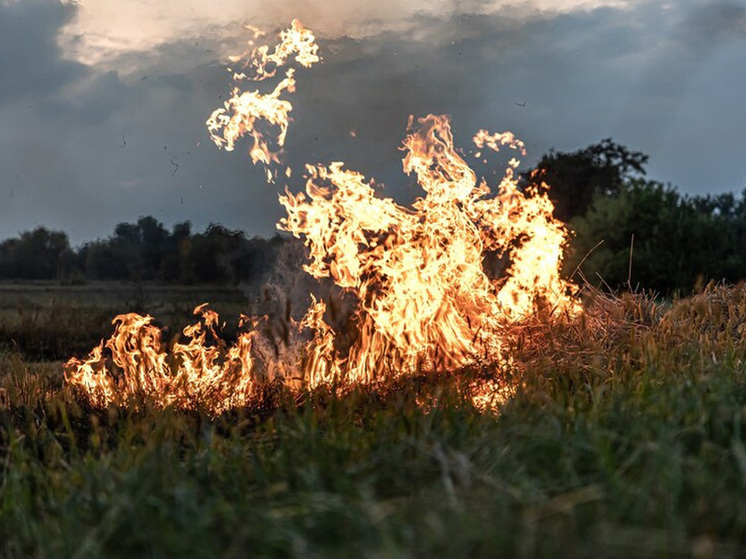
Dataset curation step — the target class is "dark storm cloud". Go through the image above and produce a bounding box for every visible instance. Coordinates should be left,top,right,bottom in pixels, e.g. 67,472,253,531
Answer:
0,10,265,245
38,70,133,125
684,2,746,43
1,1,745,243
631,2,746,99
277,1,746,205
280,6,652,196
4,36,286,243
0,0,86,103
617,1,746,190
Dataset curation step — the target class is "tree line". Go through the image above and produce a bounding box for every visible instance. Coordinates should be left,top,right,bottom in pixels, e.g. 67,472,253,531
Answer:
1,140,745,293
0,218,284,285
523,140,746,295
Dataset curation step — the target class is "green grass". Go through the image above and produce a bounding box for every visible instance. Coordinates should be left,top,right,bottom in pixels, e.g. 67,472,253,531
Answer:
2,284,746,557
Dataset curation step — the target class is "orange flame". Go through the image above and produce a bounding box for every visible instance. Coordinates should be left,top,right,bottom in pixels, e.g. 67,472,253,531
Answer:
65,21,579,415
279,114,577,382
64,305,259,414
206,19,320,181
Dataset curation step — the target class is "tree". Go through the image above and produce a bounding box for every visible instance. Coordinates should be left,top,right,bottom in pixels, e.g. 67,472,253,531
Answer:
0,217,289,285
0,227,72,280
567,181,746,294
108,216,171,281
82,239,130,280
523,139,649,222
157,221,192,283
136,216,170,280
185,224,249,284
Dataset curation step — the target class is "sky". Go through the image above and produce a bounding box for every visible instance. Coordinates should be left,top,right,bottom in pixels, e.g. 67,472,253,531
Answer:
1,0,745,244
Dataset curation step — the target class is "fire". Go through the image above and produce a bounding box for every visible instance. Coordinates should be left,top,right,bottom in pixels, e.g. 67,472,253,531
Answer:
65,305,258,414
278,114,577,381
64,20,579,415
205,19,320,181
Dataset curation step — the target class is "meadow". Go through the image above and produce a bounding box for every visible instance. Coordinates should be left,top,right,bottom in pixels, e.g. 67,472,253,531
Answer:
1,281,746,557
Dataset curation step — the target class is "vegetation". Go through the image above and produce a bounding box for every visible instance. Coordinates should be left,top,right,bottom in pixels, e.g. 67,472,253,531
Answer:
524,138,649,223
523,140,746,294
2,283,746,556
568,181,746,294
0,283,250,361
0,139,743,296
0,217,285,285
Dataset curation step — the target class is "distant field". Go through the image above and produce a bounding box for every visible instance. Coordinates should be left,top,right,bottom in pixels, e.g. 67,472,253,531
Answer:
0,281,251,360
2,283,746,557
0,281,249,311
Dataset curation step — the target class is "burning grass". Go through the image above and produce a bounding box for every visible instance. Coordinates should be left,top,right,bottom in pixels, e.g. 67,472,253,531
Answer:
66,22,580,411
3,285,746,556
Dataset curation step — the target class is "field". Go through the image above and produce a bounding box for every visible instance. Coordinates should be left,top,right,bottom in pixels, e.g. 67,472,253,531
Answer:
2,281,746,557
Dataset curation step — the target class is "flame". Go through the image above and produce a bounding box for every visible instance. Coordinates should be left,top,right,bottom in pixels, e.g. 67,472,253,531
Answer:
205,19,320,181
65,20,579,415
469,378,517,413
279,114,577,382
64,305,259,414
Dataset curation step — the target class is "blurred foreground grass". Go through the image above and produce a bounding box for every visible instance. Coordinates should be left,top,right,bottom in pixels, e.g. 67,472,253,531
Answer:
2,283,746,557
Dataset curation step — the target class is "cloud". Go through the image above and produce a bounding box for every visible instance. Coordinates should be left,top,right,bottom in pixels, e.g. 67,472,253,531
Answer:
60,0,640,66
630,1,746,99
212,1,746,201
0,0,86,104
614,1,746,182
278,7,646,192
683,1,746,45
1,0,744,244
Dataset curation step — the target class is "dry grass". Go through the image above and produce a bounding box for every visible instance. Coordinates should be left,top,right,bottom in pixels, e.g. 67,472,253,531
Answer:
0,281,249,360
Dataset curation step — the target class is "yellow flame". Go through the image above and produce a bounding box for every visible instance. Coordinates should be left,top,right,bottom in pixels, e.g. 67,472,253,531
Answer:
65,21,579,415
64,306,259,414
279,114,578,382
206,19,320,182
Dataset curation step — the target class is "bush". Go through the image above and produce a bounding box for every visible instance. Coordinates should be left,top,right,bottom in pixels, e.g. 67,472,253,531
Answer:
567,180,746,294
